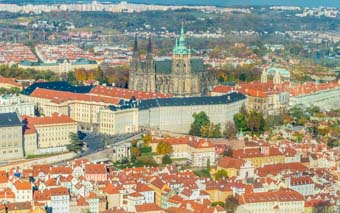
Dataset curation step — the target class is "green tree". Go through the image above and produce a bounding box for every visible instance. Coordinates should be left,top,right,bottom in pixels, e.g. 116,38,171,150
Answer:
201,122,222,138
214,170,228,180
247,111,265,134
156,141,173,155
211,201,224,207
66,72,77,85
162,154,172,165
189,111,210,136
206,158,211,171
66,132,83,153
233,113,247,131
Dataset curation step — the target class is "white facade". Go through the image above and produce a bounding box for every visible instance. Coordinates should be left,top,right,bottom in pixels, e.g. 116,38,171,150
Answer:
51,193,70,213
290,88,340,109
99,108,138,135
238,161,255,180
112,143,131,162
237,200,304,213
139,100,245,134
0,95,34,116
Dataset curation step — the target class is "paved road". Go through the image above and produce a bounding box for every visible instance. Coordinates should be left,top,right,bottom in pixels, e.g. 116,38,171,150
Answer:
80,131,142,157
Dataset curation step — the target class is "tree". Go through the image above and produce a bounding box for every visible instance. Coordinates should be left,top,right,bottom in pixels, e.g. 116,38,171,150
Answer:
247,111,265,134
200,122,222,138
211,201,224,207
66,132,83,153
189,111,210,136
206,158,211,171
66,72,77,85
162,154,172,165
142,134,152,147
223,121,237,139
214,170,228,180
131,147,141,158
156,141,173,155
239,103,248,116
225,195,239,213
233,113,247,131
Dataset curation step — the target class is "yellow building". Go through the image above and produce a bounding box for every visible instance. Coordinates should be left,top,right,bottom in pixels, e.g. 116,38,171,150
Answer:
233,145,285,168
24,87,120,131
151,136,216,167
149,178,169,207
22,113,77,153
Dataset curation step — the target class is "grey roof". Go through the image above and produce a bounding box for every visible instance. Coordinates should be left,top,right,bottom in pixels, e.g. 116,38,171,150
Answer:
138,92,246,110
152,58,205,74
22,81,93,96
0,112,22,127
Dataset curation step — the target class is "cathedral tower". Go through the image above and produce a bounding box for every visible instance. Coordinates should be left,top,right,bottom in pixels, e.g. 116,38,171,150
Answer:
145,36,156,92
260,68,267,83
171,23,194,96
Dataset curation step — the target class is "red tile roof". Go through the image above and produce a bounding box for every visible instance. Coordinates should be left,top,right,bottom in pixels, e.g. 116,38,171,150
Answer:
22,113,76,126
0,75,21,87
85,164,106,174
135,203,163,212
30,88,120,105
239,189,304,204
218,156,245,169
152,135,214,149
13,181,31,190
50,187,69,196
257,163,308,177
91,85,172,100
233,147,283,158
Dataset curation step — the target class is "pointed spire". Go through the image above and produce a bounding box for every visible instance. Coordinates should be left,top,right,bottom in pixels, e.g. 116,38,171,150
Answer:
147,36,152,53
181,21,184,35
133,34,138,51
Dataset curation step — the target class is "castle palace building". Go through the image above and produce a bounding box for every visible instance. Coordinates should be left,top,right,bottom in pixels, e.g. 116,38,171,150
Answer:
128,25,213,97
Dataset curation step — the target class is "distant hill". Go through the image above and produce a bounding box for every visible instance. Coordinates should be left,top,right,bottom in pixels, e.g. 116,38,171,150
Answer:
1,0,340,7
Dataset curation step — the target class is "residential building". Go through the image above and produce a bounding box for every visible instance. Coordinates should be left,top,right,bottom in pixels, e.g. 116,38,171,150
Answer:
217,157,255,179
11,181,32,202
112,143,131,162
50,187,70,213
151,136,216,167
233,144,285,168
84,164,107,182
236,189,305,213
0,112,24,160
87,192,99,213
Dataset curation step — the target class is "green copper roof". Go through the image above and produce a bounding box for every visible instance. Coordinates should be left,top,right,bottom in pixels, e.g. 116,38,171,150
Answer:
173,23,190,55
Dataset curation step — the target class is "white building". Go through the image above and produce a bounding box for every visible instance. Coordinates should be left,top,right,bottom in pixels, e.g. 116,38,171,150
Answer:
112,143,131,162
138,93,246,134
0,95,34,116
236,190,305,213
287,177,314,196
98,107,138,135
50,187,70,213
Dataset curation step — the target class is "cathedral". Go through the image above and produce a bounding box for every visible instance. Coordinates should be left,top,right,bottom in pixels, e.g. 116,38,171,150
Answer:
128,25,213,96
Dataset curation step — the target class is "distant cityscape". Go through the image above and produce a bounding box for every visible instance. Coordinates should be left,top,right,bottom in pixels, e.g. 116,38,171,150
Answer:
0,1,339,213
